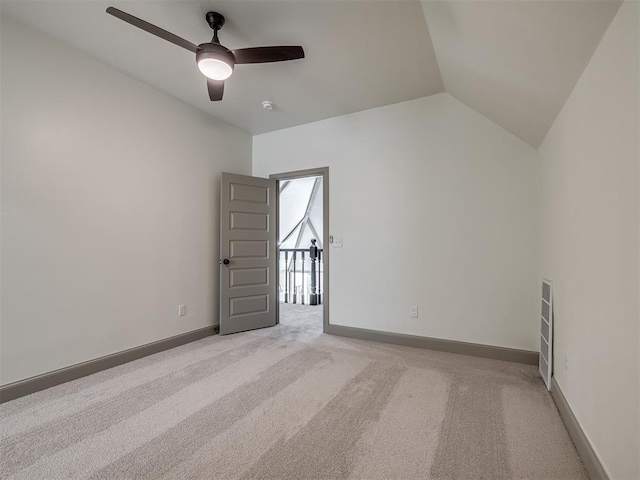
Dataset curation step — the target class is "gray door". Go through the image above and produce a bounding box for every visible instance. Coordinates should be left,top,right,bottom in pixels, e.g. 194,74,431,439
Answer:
220,173,277,335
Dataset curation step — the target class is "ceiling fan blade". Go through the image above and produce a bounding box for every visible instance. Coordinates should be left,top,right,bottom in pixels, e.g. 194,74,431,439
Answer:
207,79,224,101
106,7,198,54
232,46,304,64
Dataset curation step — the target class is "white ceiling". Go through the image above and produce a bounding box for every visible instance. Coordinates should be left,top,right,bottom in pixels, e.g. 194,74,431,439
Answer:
1,1,621,146
0,0,443,136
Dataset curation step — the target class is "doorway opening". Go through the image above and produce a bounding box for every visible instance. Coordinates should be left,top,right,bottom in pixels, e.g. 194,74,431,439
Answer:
271,168,329,335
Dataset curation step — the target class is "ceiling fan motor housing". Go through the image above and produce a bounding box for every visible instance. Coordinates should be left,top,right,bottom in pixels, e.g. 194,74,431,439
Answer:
196,42,236,68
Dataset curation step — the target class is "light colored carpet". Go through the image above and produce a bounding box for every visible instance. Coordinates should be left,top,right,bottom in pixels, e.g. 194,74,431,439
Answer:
1,305,587,480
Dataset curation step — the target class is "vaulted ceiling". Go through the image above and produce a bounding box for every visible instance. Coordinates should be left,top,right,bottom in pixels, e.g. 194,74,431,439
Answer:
1,1,621,147
422,0,622,146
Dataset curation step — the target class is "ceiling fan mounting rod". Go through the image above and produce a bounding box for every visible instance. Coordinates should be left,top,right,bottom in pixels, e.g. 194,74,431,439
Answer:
206,11,225,44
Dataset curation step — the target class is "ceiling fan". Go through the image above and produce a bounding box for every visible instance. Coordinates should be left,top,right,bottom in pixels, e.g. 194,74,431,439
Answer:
106,7,305,101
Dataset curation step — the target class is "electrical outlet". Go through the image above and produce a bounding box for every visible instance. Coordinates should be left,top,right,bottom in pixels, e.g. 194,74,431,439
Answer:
564,351,570,372
333,237,343,248
410,306,418,318
178,304,186,317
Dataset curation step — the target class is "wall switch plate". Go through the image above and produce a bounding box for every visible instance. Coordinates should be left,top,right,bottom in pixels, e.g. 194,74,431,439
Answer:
333,237,343,248
410,306,418,318
178,304,186,317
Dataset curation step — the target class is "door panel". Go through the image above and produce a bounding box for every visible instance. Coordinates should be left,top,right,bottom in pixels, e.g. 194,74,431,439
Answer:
230,294,269,316
230,240,269,258
230,212,269,230
230,268,269,288
220,173,277,335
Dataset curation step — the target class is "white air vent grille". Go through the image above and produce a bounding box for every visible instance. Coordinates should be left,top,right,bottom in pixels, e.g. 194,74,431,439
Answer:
540,278,553,390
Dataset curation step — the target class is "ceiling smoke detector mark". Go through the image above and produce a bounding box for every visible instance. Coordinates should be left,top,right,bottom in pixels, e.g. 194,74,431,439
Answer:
262,100,275,110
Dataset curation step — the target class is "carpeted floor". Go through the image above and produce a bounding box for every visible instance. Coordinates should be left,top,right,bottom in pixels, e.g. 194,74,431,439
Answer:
1,305,587,480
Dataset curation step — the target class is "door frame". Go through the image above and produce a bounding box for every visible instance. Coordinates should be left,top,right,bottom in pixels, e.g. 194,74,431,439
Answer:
270,167,329,333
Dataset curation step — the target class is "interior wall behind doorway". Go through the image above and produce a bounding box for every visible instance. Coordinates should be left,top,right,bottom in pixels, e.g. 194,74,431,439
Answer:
279,176,323,250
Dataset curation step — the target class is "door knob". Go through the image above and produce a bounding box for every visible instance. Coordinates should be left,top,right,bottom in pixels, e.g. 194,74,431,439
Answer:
222,259,230,265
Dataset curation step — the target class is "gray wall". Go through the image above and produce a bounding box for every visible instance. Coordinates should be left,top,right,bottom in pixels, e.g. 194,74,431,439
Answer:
0,16,252,385
537,2,639,477
254,93,539,351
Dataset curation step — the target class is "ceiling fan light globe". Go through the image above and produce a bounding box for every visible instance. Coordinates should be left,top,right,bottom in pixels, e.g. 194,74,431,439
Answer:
197,58,233,80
